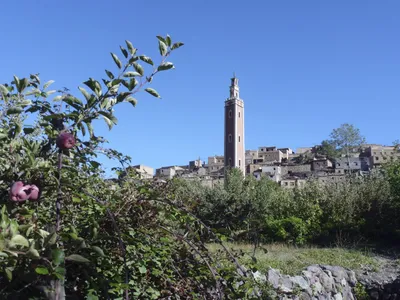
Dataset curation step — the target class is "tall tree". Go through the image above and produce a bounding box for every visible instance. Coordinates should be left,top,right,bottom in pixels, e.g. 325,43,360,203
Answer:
329,123,366,170
330,123,366,157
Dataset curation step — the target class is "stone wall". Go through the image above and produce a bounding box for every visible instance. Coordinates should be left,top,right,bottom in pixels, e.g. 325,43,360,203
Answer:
281,164,312,176
251,262,400,299
254,265,356,299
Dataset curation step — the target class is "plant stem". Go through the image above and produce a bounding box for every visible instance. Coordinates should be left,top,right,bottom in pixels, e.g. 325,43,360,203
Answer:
55,149,64,300
56,150,63,232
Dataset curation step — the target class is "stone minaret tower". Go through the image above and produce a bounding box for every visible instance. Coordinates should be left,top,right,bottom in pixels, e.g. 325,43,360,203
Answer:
224,74,245,175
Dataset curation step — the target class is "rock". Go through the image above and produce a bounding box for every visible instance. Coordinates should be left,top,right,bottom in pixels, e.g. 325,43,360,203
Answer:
319,271,335,291
291,275,310,290
299,292,312,300
311,281,324,295
370,290,380,299
252,270,267,283
268,268,281,288
333,293,342,300
307,265,323,274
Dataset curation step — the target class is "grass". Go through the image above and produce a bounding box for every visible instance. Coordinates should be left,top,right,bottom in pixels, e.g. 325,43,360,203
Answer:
207,243,380,275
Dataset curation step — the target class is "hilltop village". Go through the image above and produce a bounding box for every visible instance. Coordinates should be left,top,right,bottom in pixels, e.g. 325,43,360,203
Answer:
127,76,400,187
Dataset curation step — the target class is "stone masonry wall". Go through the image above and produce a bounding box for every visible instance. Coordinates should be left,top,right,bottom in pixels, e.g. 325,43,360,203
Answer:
252,263,400,299
254,265,356,299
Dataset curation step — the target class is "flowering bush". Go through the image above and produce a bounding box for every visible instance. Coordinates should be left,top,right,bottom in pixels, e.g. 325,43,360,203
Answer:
0,36,257,299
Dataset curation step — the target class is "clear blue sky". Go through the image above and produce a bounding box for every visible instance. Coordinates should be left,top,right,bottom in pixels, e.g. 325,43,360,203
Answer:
1,1,399,175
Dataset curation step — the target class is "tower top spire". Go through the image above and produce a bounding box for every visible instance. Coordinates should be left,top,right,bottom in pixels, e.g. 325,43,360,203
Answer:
230,74,239,98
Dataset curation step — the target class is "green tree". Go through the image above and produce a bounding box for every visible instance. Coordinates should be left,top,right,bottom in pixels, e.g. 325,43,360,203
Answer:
329,123,366,157
314,139,338,160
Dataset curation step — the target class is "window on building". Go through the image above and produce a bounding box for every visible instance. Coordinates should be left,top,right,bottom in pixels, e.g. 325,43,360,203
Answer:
238,135,241,142
229,110,232,118
239,159,241,166
228,134,232,143
376,157,379,160
238,111,241,118
228,158,232,165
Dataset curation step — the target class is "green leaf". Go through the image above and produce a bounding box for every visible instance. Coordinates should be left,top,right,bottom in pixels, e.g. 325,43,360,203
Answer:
3,250,18,257
156,35,166,43
125,97,137,107
166,35,172,47
98,111,118,129
87,294,99,300
23,127,35,134
20,99,32,107
128,78,137,91
83,78,97,93
54,266,66,277
43,80,55,89
5,267,12,281
158,40,168,56
133,63,144,76
139,55,154,66
79,123,86,136
83,78,102,97
105,69,115,79
35,267,49,275
111,53,122,69
25,88,41,96
52,249,65,266
122,78,137,91
0,133,7,140
171,42,184,50
145,88,161,98
63,96,83,110
27,248,40,258
91,246,105,257
53,95,63,102
66,254,90,263
117,92,132,103
123,71,141,77
7,107,23,115
0,84,9,96
125,40,136,56
13,76,20,91
10,235,29,248
138,266,147,274
45,232,57,246
120,46,128,58
157,62,174,71
78,87,91,102
85,121,94,138
19,78,29,92
0,252,8,258
9,220,18,237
